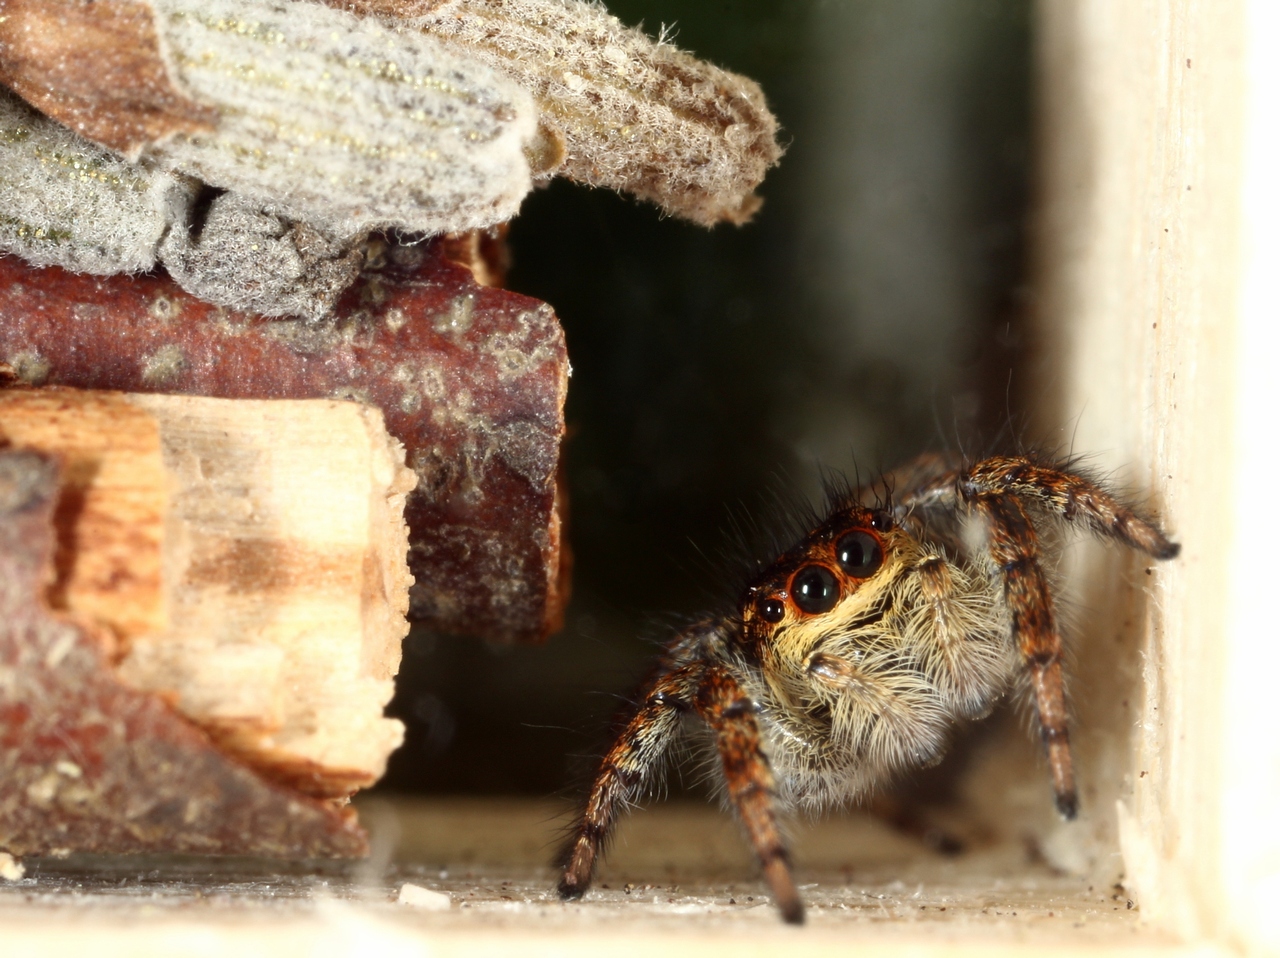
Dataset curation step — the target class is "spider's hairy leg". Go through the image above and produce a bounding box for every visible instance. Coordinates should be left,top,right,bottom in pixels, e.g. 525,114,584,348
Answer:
696,666,804,925
977,493,1078,818
883,451,963,509
961,456,1180,559
557,662,701,902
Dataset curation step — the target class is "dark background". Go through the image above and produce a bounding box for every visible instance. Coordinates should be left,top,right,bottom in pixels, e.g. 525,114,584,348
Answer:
379,0,1034,797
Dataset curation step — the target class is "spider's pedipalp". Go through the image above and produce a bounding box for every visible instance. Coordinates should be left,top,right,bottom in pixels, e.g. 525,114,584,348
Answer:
904,552,1014,719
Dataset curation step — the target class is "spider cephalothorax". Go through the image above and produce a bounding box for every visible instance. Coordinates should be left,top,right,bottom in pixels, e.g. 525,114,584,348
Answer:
557,454,1179,924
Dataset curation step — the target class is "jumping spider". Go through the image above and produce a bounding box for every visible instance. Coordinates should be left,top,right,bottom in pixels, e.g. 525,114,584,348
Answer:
557,453,1179,923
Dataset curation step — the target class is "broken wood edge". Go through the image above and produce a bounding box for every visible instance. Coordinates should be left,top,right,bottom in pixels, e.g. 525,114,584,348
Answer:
0,447,370,859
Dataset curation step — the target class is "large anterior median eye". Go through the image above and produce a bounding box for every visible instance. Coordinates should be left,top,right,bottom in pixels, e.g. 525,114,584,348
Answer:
791,565,839,614
837,530,882,577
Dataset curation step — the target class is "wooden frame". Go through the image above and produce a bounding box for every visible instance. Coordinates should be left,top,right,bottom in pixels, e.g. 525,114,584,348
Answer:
1032,0,1276,949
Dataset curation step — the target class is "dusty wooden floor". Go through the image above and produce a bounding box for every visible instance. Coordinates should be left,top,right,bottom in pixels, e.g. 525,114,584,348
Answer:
0,798,1205,957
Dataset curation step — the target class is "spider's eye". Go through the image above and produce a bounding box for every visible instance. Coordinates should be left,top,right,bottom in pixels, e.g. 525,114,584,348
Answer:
837,530,882,577
791,565,839,615
758,597,786,623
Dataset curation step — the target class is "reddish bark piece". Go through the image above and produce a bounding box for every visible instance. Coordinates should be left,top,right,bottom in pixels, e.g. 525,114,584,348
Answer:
0,449,367,858
0,0,216,155
0,241,569,643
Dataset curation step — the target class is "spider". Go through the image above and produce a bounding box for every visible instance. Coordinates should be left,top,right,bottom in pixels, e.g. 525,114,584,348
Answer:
556,453,1179,924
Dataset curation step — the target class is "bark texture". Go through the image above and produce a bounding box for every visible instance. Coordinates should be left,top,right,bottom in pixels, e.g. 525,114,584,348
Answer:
0,238,569,642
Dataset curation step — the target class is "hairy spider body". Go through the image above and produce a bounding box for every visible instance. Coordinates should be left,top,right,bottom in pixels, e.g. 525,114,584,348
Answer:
557,454,1179,925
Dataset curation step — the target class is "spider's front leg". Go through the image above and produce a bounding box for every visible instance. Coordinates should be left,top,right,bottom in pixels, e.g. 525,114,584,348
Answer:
957,456,1180,818
696,666,803,924
557,659,702,902
961,456,1179,559
977,493,1079,817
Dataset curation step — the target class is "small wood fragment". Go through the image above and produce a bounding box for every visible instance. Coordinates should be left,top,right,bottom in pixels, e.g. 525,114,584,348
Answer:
158,192,367,321
0,448,368,858
438,225,511,289
0,388,416,800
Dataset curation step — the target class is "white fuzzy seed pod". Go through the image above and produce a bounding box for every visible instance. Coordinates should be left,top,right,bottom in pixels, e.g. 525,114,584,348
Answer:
0,88,194,274
380,0,783,225
159,192,366,321
147,0,539,236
